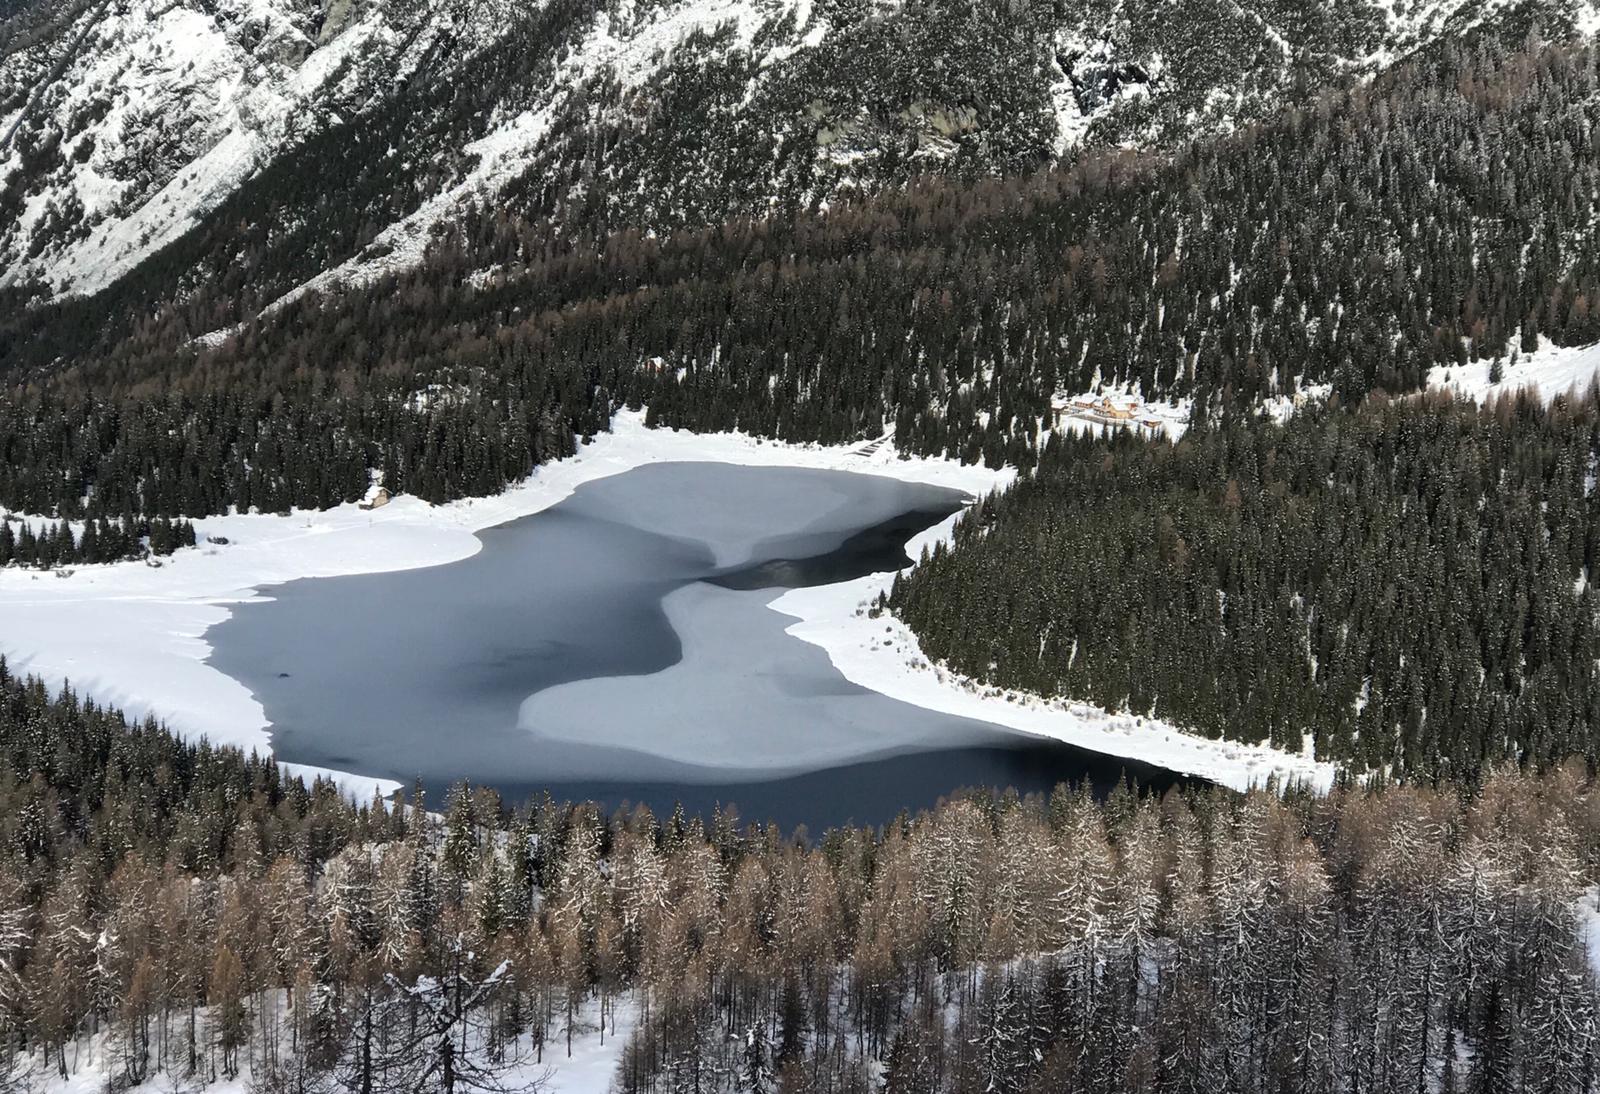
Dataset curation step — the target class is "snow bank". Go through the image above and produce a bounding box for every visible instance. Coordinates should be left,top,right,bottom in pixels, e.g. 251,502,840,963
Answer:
518,581,1009,778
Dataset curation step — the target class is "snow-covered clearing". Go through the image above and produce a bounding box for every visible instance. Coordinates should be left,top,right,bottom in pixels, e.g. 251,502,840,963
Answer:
1579,885,1600,981
1428,336,1600,405
1045,377,1325,444
542,997,640,1094
0,409,1330,802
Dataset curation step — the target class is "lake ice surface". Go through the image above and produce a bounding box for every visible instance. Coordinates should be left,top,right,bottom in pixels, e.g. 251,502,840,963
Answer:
207,462,1178,822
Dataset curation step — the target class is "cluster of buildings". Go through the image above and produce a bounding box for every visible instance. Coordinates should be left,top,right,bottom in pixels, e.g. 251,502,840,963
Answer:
1050,394,1167,434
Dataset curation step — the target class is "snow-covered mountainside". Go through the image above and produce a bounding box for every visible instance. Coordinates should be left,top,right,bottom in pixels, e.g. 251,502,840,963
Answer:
4,0,1594,322
0,0,521,299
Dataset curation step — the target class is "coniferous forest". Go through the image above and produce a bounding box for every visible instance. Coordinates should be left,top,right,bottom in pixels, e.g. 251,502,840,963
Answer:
1,665,1598,1094
0,513,195,568
893,389,1600,773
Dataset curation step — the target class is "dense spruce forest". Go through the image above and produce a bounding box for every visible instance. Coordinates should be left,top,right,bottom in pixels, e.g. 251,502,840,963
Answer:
1,665,1597,1093
2,31,1598,521
0,385,586,519
893,389,1600,773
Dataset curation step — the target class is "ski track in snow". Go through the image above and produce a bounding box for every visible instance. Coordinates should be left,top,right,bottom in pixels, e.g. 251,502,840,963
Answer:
0,409,1332,804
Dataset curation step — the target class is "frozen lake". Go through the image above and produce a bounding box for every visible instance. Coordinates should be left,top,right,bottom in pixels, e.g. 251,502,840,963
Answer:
208,462,1180,827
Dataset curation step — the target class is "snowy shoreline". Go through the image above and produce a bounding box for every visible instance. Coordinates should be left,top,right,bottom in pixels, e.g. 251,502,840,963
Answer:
772,515,1335,793
0,408,1331,799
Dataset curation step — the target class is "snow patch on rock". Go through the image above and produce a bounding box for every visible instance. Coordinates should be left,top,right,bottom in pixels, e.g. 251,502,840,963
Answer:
262,0,806,308
0,0,501,300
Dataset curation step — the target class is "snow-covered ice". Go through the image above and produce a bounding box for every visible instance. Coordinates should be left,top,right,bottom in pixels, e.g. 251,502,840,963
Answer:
519,581,1021,778
0,412,999,796
200,460,993,792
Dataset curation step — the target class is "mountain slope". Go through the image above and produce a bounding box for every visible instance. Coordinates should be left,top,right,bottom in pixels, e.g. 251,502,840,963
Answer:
2,29,1597,529
4,0,1594,347
0,0,525,300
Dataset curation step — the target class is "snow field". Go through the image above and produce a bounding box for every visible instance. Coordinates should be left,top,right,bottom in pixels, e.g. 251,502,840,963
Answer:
1428,336,1600,406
